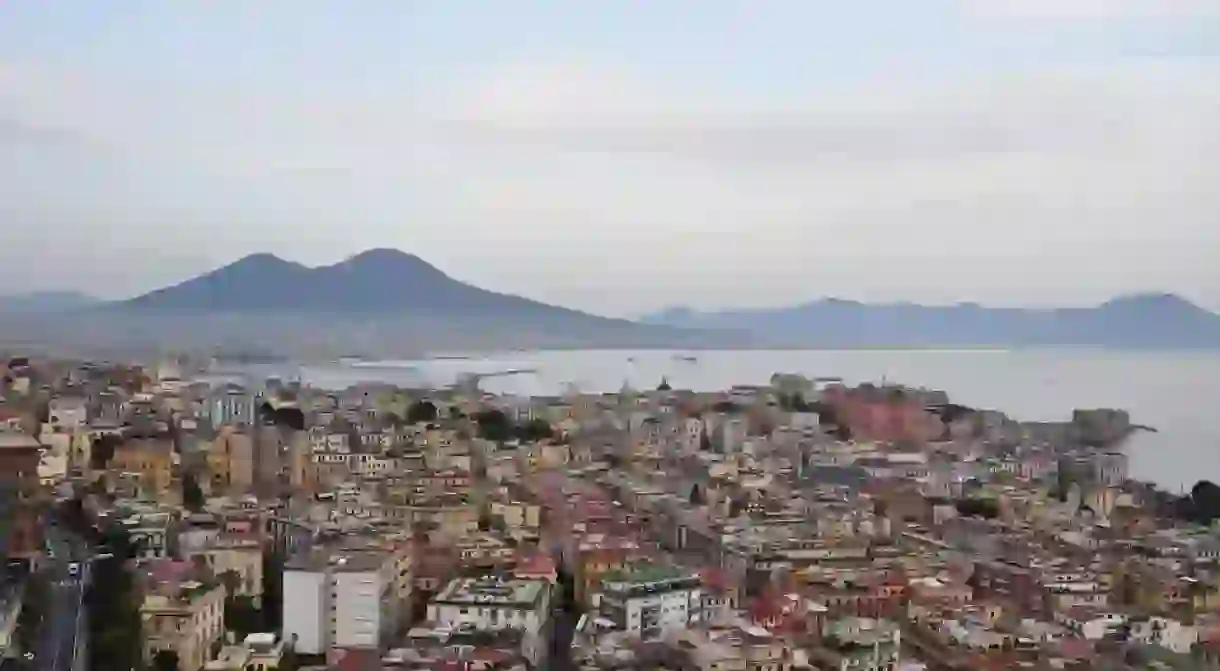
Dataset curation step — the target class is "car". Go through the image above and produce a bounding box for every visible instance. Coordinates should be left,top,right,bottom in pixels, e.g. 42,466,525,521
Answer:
68,562,80,576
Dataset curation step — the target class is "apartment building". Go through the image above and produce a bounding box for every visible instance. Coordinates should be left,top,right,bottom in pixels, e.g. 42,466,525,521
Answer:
282,549,399,659
193,536,264,603
426,575,552,667
202,385,258,430
110,437,176,500
208,428,254,496
598,564,703,639
124,511,176,560
141,580,227,671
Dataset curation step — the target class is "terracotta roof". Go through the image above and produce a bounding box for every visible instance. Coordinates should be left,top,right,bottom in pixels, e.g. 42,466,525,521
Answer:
515,551,556,578
699,567,729,592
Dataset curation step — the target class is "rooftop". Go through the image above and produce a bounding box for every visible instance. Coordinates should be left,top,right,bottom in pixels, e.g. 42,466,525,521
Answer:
433,575,547,607
601,563,695,587
0,432,40,450
285,547,389,573
142,580,223,613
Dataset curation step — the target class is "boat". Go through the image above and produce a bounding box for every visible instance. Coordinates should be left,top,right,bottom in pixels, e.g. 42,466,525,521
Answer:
672,354,698,363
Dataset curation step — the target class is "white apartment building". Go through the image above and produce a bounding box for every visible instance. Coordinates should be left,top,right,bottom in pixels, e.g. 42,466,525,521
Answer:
282,549,399,657
427,576,551,667
713,417,748,454
598,565,702,639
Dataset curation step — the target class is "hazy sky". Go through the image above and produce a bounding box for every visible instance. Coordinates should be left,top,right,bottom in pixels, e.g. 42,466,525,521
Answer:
2,1,1219,316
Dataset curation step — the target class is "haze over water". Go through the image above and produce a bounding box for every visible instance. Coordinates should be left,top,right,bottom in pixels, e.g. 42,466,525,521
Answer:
271,348,1220,492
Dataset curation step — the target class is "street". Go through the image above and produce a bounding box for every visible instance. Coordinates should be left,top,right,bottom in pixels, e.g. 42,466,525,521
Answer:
549,605,580,671
32,520,90,671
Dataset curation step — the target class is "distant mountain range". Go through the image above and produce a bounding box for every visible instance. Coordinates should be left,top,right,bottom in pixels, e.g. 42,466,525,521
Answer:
0,291,100,313
3,251,1218,355
640,293,1220,349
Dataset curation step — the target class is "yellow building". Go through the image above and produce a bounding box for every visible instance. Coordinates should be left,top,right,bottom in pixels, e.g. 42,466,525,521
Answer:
111,437,176,499
403,498,479,537
208,429,253,496
489,499,542,534
142,580,226,671
195,538,264,604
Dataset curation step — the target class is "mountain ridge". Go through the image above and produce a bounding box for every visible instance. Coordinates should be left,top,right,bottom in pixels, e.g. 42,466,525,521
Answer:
640,292,1220,348
118,248,610,319
91,249,744,354
0,291,101,313
4,254,1215,353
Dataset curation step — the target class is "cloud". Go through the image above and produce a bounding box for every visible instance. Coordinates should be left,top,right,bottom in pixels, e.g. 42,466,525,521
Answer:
2,56,1220,313
441,66,1220,166
0,117,91,149
961,0,1220,19
430,61,1220,310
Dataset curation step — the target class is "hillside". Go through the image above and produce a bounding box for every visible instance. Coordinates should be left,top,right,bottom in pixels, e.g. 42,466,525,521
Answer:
640,293,1220,348
0,291,100,313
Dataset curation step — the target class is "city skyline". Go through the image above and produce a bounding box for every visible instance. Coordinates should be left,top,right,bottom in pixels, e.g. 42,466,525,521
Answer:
2,1,1219,316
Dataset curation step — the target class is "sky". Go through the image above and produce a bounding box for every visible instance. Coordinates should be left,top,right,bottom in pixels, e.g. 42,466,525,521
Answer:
2,1,1219,317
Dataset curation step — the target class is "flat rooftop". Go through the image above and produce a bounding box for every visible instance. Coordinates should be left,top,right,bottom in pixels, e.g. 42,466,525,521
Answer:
285,547,388,573
433,576,546,608
601,564,694,586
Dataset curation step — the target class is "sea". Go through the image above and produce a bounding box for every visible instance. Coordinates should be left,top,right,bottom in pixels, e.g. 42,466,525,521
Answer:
216,348,1220,492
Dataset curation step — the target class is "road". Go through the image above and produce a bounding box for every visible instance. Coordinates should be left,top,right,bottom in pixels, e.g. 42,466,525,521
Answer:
549,607,579,671
32,520,90,671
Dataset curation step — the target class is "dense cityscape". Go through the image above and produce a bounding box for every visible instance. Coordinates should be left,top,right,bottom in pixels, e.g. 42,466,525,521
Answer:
5,1,1219,670
0,355,1215,671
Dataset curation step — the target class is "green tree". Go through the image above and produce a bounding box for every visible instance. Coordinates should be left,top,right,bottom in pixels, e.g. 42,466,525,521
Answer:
514,418,554,443
182,472,205,512
261,550,285,631
14,572,49,656
381,411,403,426
56,497,91,537
225,595,263,638
152,649,181,671
955,497,1000,519
89,434,121,470
406,400,439,424
88,525,142,671
473,409,512,442
779,393,812,412
689,484,706,506
218,569,262,636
